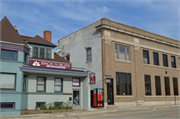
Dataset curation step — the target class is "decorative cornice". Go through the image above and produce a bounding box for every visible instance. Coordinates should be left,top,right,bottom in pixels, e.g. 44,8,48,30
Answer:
96,25,180,48
0,40,30,49
0,44,30,54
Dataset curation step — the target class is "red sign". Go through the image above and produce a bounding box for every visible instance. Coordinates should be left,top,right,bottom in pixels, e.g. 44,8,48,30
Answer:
29,60,71,69
90,73,96,85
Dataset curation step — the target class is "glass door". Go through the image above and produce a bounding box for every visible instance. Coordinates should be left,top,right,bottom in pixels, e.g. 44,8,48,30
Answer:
73,90,81,109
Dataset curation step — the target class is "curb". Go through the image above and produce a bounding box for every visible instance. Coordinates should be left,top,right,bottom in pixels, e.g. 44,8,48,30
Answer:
2,105,180,119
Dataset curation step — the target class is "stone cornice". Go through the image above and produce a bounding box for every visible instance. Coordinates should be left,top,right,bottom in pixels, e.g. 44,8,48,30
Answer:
96,24,180,48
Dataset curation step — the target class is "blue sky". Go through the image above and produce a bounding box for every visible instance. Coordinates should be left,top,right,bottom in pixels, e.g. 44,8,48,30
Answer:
1,0,179,50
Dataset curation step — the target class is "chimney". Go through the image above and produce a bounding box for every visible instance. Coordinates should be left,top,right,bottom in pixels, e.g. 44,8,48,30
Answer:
44,30,51,42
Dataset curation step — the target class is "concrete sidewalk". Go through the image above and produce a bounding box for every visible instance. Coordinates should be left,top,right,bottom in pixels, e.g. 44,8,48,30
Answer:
1,104,180,119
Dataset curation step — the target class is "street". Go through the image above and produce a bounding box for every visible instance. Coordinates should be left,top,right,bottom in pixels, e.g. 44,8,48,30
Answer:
43,106,180,119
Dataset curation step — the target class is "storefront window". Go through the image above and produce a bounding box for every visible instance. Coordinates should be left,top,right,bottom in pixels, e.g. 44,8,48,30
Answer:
155,76,161,95
145,75,151,95
164,77,170,95
173,78,178,95
116,72,132,95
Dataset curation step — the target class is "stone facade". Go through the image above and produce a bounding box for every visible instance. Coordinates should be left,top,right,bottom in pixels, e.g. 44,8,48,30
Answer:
99,18,180,108
58,18,180,108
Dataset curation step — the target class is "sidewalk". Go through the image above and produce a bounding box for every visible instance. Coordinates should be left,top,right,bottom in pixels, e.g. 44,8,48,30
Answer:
1,104,180,119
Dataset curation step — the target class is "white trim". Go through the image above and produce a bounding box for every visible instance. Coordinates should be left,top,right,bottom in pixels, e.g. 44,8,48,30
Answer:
145,96,180,97
103,36,180,56
143,64,180,71
116,96,133,97
115,59,132,63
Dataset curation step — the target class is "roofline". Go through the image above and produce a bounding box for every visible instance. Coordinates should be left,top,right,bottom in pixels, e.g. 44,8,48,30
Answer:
96,24,180,48
58,17,179,45
100,18,179,42
0,40,30,49
27,42,57,47
58,20,100,41
20,35,33,38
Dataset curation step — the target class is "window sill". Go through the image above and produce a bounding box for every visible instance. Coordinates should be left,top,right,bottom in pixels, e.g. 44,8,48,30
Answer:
115,59,132,63
143,64,180,70
116,95,133,97
145,96,180,97
86,61,92,63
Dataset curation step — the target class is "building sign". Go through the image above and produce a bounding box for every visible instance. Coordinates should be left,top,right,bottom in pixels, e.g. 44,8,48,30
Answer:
72,78,80,87
105,79,111,83
29,60,71,69
90,73,96,85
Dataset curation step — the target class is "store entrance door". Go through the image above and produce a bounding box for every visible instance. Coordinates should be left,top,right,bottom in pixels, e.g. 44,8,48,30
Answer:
73,90,81,109
107,79,114,105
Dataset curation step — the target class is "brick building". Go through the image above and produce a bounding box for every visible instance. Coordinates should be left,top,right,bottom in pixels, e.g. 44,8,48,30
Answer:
58,18,180,108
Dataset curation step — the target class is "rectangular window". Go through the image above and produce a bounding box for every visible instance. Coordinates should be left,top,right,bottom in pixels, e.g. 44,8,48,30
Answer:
54,78,62,93
145,75,151,95
33,47,38,58
155,76,161,95
24,53,28,63
36,102,45,109
164,77,170,95
116,72,132,95
118,45,130,61
171,56,176,68
173,78,178,95
0,102,15,109
179,57,180,69
54,102,63,108
1,50,17,60
143,50,149,64
72,78,80,87
119,45,126,60
37,77,46,92
23,75,26,92
66,55,70,61
0,73,16,91
46,49,51,59
153,52,159,65
115,44,118,59
40,48,45,58
163,54,168,67
86,48,92,62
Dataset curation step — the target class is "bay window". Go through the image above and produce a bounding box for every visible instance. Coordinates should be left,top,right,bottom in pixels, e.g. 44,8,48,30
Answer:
1,50,17,60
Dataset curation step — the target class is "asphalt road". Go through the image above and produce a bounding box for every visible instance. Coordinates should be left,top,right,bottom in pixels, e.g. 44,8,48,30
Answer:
43,106,180,119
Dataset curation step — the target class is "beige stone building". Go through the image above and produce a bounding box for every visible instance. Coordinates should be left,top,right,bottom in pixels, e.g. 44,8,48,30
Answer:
58,18,180,108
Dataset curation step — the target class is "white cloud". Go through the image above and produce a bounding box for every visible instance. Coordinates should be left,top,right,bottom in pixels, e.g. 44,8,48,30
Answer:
97,6,110,13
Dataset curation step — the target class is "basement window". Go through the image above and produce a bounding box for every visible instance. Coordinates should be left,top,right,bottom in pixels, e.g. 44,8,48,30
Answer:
0,102,15,109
